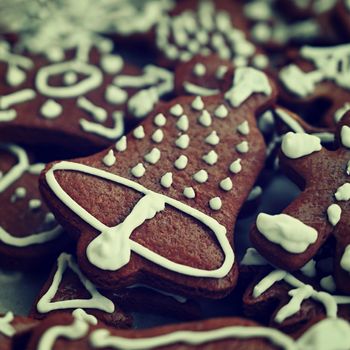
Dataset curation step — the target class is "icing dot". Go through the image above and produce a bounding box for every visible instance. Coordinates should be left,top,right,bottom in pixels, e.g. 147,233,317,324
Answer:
175,134,190,149
220,177,233,191
252,54,269,69
133,126,145,139
236,141,249,153
193,169,208,183
335,183,350,201
281,132,321,159
300,260,317,278
193,63,206,76
327,204,341,226
183,187,195,199
176,115,189,131
174,155,188,170
115,136,127,152
11,187,27,202
340,245,350,273
40,99,62,119
160,172,173,188
247,186,262,201
191,96,204,110
170,104,183,117
7,65,26,86
237,121,250,135
101,54,124,74
198,110,212,127
216,65,228,79
154,113,167,126
144,148,161,165
29,199,41,211
152,129,164,143
63,71,78,85
131,163,146,178
341,125,350,148
320,275,336,293
45,212,55,224
202,150,218,165
209,197,222,210
214,104,228,118
205,131,220,145
105,85,128,105
230,158,242,173
102,150,116,167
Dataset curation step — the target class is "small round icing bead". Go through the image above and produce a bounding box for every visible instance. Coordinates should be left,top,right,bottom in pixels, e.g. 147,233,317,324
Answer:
152,129,164,143
300,260,317,278
205,131,220,145
340,245,350,273
202,150,218,165
105,85,127,105
102,150,116,167
40,99,62,119
131,163,146,178
183,187,195,199
209,197,222,210
281,132,322,159
256,213,318,253
216,65,228,79
176,115,189,131
193,169,208,183
170,104,183,117
341,125,350,148
191,96,204,110
144,148,161,165
174,155,188,170
193,63,206,76
160,172,173,188
236,141,249,153
100,54,124,74
320,275,336,293
237,121,250,135
175,134,190,149
29,199,42,210
214,104,228,118
198,110,212,127
115,136,127,152
154,113,167,126
63,71,78,85
335,183,350,201
219,177,233,191
327,204,341,226
133,126,145,139
229,158,242,174
247,186,262,201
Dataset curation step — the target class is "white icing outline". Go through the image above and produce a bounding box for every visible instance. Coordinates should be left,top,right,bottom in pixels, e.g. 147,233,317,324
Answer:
0,312,15,337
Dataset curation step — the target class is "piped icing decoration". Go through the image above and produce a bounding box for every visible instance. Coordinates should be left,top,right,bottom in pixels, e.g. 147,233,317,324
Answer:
174,155,188,170
281,132,322,159
100,54,123,74
229,159,242,174
236,141,249,154
247,186,262,201
241,247,268,266
214,104,228,118
40,99,62,119
193,169,208,184
205,130,220,145
202,150,218,165
154,113,167,127
176,115,189,132
191,96,204,111
183,187,195,199
237,121,250,135
175,134,190,149
198,110,212,127
209,197,222,211
193,63,206,77
256,213,318,254
327,204,341,226
334,183,350,201
46,161,233,278
341,126,350,148
0,312,15,337
300,259,317,278
36,253,114,314
133,126,145,139
131,163,146,178
334,102,350,123
340,245,350,273
225,67,272,107
115,136,127,152
216,65,228,79
320,275,336,293
219,178,233,192
144,148,161,165
169,104,183,117
29,198,42,210
160,172,173,188
11,186,27,202
77,97,107,123
102,150,116,167
183,82,220,96
151,129,164,143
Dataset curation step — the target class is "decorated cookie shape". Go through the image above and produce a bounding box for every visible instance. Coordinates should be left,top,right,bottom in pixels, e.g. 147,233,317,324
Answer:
40,67,277,298
154,0,269,69
0,143,67,269
27,312,350,350
0,39,174,154
250,113,350,294
30,252,199,326
240,248,350,335
277,43,350,129
0,312,39,350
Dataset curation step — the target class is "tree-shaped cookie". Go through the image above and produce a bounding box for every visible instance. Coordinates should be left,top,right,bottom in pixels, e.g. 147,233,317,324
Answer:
39,67,277,298
250,113,350,294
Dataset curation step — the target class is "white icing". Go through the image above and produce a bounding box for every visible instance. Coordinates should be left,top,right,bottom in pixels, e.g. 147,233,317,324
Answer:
236,141,249,154
241,247,268,266
11,186,27,202
105,85,128,105
275,108,305,133
102,150,116,167
46,161,233,278
237,121,250,135
281,132,322,159
0,109,17,122
300,260,317,278
176,115,189,132
219,177,233,192
169,104,183,117
133,126,145,139
0,312,15,337
320,275,336,293
174,155,188,170
191,96,204,111
193,169,208,183
37,253,114,313
183,82,220,96
0,89,36,110
151,129,164,143
334,103,350,123
214,104,228,118
193,63,206,77
29,198,42,210
229,159,242,174
256,213,318,254
160,172,173,188
175,134,190,149
247,186,262,201
40,99,62,119
216,65,228,79
115,136,127,152
183,187,195,199
100,54,124,74
77,97,107,122
202,150,218,165
154,113,167,127
205,131,220,145
340,245,350,273
198,110,212,127
131,163,146,178
209,197,222,211
335,183,350,201
327,204,341,226
144,148,161,165
341,126,350,148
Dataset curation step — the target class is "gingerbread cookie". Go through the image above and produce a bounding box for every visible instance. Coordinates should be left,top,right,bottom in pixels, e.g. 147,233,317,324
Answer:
0,143,67,269
250,112,350,294
39,67,277,298
277,43,350,129
0,39,173,154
